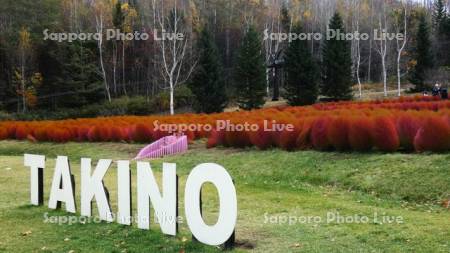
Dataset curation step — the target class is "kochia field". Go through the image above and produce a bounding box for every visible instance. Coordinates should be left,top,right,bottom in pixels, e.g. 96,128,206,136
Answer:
1,96,449,153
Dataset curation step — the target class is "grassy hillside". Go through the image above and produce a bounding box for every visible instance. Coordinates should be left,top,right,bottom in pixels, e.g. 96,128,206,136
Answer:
0,141,449,252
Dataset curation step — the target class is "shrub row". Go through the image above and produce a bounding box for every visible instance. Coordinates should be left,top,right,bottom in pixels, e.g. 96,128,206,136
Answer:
0,97,448,153
0,86,195,121
207,113,449,152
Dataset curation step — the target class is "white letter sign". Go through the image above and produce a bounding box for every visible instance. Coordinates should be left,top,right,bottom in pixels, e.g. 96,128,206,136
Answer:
137,162,177,235
117,160,132,225
25,155,238,248
81,158,114,222
24,154,45,206
184,163,237,246
48,156,76,213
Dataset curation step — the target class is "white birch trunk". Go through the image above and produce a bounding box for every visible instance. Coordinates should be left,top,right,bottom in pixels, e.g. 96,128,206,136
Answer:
96,12,111,102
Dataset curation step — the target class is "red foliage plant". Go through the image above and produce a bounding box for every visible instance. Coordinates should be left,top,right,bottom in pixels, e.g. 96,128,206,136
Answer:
279,127,301,151
249,122,273,150
98,126,112,142
48,128,72,143
224,130,251,148
0,127,8,140
110,126,125,142
271,119,302,151
131,124,153,143
348,117,373,152
372,116,400,152
15,125,30,140
184,130,196,142
414,116,450,152
396,115,421,150
296,119,314,150
207,130,224,149
87,126,103,142
0,97,448,153
33,127,48,142
311,117,333,151
327,117,350,151
6,124,17,139
76,126,90,142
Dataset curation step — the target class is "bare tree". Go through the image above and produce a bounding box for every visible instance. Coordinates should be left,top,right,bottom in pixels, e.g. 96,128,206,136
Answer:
264,0,282,97
367,0,374,83
156,0,195,115
350,0,363,98
375,2,389,97
395,2,409,97
94,2,111,102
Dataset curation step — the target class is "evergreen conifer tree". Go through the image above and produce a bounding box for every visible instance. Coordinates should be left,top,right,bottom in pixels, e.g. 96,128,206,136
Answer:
284,23,319,105
234,26,266,110
433,0,447,33
189,28,228,113
321,12,353,101
433,0,449,65
410,14,433,90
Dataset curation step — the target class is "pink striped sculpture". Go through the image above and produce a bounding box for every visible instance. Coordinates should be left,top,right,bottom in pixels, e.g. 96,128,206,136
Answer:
134,135,188,160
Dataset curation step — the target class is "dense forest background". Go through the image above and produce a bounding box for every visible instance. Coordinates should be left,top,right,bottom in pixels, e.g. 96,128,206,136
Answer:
0,0,449,119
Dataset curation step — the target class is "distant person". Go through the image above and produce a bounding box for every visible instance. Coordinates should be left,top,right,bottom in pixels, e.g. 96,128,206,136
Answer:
432,83,441,96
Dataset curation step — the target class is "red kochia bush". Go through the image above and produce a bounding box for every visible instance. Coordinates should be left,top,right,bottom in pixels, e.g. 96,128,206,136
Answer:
414,117,450,152
223,126,251,147
207,130,224,148
249,122,273,150
311,117,332,151
184,130,196,142
76,126,90,142
33,127,48,142
87,126,103,142
0,127,8,140
98,126,112,141
327,117,350,151
6,124,17,139
296,119,313,150
131,124,153,143
48,128,72,143
348,117,373,151
396,115,421,150
372,116,400,152
110,126,125,141
279,127,301,151
152,129,167,140
0,97,448,153
15,125,30,140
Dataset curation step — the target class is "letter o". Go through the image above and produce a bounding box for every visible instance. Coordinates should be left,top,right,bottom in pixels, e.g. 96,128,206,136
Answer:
184,163,237,246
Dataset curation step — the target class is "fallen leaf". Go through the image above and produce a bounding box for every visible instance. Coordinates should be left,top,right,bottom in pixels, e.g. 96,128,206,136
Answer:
291,243,302,248
21,230,32,236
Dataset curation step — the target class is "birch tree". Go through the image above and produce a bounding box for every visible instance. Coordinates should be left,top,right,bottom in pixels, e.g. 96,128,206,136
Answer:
375,2,389,97
350,0,363,98
93,1,112,102
17,27,31,112
156,0,195,115
394,2,409,97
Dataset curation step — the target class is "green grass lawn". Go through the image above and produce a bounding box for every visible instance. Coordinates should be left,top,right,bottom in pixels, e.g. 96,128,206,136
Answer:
0,140,449,252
